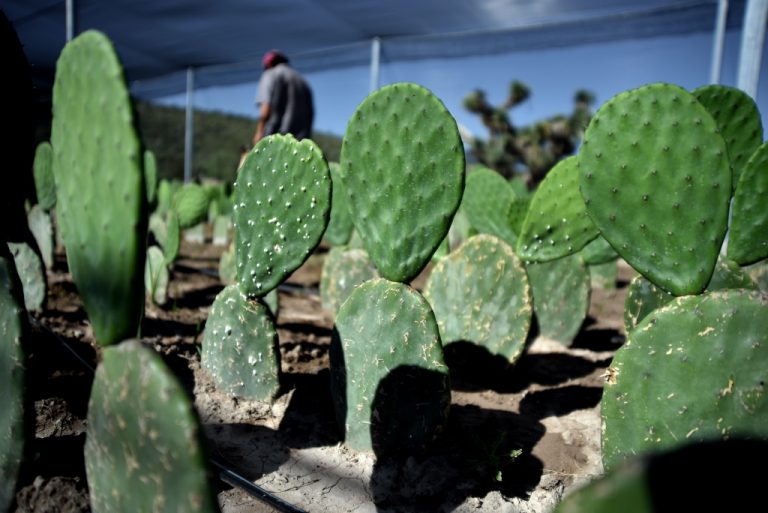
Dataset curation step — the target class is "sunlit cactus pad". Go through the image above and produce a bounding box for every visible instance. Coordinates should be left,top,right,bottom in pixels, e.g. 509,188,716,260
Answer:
339,82,465,283
330,278,450,453
423,234,532,363
320,246,378,316
462,165,519,246
85,340,220,513
602,289,768,471
517,156,598,262
202,284,281,401
235,134,331,297
51,30,145,346
579,83,731,296
728,141,768,265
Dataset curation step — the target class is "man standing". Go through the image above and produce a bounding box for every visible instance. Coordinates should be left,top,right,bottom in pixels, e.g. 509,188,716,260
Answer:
253,50,314,145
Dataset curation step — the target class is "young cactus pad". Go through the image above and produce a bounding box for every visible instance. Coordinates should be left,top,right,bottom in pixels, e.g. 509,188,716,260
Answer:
7,242,46,313
85,340,220,512
602,289,768,471
527,253,591,345
330,278,450,453
27,205,54,270
517,156,598,262
0,252,27,510
33,141,56,211
320,246,379,317
323,162,355,246
423,234,532,363
728,141,768,265
579,83,731,296
51,30,146,346
462,166,519,247
692,84,763,188
339,83,465,283
234,135,331,297
144,245,169,306
202,285,281,401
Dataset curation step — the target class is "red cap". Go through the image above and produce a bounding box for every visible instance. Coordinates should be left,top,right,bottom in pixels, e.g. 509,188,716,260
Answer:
262,50,288,69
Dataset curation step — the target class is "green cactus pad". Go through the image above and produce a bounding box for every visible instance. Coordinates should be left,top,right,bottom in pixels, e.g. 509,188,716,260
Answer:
144,149,158,207
51,30,145,346
0,252,28,511
27,205,54,270
7,242,46,313
144,245,169,306
745,259,768,292
320,246,379,317
728,141,768,265
85,340,220,512
173,182,210,230
218,242,236,285
462,166,518,246
590,261,617,289
330,278,450,453
323,162,355,246
507,197,530,237
581,234,618,265
212,215,230,246
33,141,56,211
693,84,763,188
234,134,331,297
518,156,598,262
602,289,768,471
579,83,731,296
423,234,532,363
527,253,591,345
164,209,181,265
202,285,281,401
339,83,465,283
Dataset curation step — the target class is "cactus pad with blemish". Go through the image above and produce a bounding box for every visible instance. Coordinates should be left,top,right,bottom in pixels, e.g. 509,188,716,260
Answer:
527,253,591,345
323,162,354,246
51,30,145,346
234,134,331,297
33,141,56,211
602,289,768,471
728,141,768,265
517,156,598,262
339,83,465,282
579,83,731,296
693,84,762,188
330,278,450,453
423,234,532,363
320,246,378,316
462,165,519,247
202,285,281,401
85,340,220,512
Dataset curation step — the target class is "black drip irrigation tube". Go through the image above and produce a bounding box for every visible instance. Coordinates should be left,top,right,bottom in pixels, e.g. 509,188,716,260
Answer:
30,317,309,513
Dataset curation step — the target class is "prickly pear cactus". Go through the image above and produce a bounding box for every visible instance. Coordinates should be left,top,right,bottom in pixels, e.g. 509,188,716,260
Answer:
144,245,168,306
0,251,28,511
218,242,236,285
85,340,220,512
330,278,450,453
423,234,532,363
51,30,145,346
527,253,591,345
581,234,618,265
602,289,768,471
144,149,158,207
7,242,46,313
33,141,56,211
212,215,230,246
320,246,378,316
507,197,530,236
234,134,331,297
339,83,465,283
173,182,210,230
590,261,617,289
692,84,763,188
324,162,355,246
745,259,768,292
518,156,598,262
202,285,281,401
164,209,181,265
728,141,768,265
579,83,731,296
27,205,54,270
462,166,519,247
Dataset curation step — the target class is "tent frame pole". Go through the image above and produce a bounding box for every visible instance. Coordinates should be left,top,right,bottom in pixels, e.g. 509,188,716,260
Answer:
710,0,729,84
184,67,195,183
737,0,768,97
65,0,75,42
370,37,381,93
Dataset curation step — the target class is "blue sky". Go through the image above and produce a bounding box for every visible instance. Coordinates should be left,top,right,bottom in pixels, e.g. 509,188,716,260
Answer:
155,29,768,140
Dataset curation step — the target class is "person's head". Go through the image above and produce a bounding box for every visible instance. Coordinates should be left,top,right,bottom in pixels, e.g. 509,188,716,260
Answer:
262,50,289,70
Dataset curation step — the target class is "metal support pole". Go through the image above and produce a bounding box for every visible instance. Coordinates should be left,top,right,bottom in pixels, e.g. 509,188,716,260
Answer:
710,0,729,84
737,0,768,98
184,67,195,183
369,37,381,93
65,0,75,42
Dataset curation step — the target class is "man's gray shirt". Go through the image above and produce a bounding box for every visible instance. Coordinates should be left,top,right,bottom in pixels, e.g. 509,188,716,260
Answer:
256,63,314,139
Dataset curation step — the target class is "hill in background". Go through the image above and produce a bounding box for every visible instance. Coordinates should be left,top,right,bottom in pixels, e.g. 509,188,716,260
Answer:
134,101,342,183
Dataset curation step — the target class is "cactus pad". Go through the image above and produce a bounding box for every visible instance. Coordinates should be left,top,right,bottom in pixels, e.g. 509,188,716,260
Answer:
602,289,768,470
518,156,598,262
33,141,56,211
527,253,591,345
693,84,763,188
423,234,532,363
330,278,450,453
173,182,210,230
85,340,220,512
51,30,145,346
590,261,617,289
144,149,158,207
728,141,768,265
234,134,331,297
320,246,379,316
581,235,618,265
202,285,281,401
27,205,54,270
462,165,519,246
144,245,169,306
7,242,46,313
339,83,465,283
323,162,355,246
579,83,731,296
